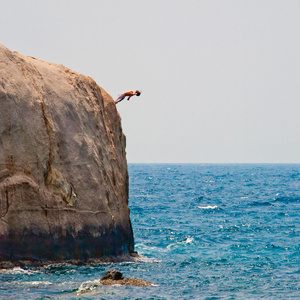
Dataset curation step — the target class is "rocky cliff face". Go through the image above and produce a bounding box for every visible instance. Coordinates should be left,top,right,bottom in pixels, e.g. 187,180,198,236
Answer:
0,44,134,264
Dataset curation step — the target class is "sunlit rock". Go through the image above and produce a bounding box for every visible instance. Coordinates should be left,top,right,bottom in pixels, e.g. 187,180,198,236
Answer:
0,44,134,264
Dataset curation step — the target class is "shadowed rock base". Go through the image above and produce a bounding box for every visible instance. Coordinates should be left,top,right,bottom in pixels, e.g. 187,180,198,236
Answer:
0,223,134,267
0,256,137,269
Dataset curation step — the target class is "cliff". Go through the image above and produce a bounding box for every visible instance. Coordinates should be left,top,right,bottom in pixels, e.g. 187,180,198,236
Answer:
0,44,134,264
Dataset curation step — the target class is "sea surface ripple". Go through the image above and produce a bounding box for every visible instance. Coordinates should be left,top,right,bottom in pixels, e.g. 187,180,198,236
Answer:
1,164,299,299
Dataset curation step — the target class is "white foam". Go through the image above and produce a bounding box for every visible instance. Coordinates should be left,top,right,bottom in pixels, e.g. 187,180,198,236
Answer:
136,243,167,253
134,254,159,263
198,205,218,209
167,237,195,249
8,267,38,275
76,279,100,295
26,281,53,286
184,237,195,244
166,244,174,250
9,280,53,287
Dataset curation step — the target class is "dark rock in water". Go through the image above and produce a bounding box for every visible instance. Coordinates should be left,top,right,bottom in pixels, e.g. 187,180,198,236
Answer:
100,270,153,287
0,43,134,264
101,269,124,280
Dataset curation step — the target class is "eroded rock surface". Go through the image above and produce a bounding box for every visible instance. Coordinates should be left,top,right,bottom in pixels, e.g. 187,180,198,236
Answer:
0,44,134,263
100,270,153,287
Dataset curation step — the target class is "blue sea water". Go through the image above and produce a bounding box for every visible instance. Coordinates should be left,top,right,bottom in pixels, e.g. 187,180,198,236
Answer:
1,164,300,299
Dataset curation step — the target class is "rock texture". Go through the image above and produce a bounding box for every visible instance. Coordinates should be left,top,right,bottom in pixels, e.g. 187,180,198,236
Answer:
0,44,134,263
100,270,153,287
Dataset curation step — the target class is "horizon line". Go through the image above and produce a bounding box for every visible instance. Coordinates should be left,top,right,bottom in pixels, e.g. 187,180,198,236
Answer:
127,162,300,165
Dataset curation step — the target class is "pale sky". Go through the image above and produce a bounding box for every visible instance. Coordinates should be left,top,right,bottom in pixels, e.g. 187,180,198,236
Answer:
1,0,300,163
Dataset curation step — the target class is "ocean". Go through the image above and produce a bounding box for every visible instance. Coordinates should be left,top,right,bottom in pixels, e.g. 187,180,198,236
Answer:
1,164,299,299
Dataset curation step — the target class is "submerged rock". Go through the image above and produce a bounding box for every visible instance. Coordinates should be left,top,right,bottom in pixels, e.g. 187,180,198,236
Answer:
0,44,134,263
100,270,153,287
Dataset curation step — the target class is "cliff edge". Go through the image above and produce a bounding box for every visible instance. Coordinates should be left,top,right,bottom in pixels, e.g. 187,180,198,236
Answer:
0,44,134,264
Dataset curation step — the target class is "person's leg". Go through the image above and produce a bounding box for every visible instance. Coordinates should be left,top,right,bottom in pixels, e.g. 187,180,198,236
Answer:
115,93,125,104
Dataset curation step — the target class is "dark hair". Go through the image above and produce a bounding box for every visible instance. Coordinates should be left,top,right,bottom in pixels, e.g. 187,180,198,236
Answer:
136,90,141,96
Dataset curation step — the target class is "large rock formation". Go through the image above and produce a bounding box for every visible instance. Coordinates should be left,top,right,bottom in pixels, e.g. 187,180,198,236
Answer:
0,44,134,264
